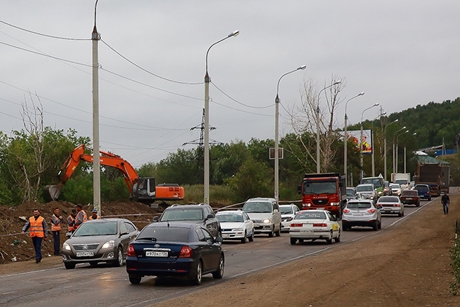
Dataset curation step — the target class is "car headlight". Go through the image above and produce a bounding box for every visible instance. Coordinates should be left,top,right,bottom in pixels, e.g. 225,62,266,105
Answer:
102,240,115,249
302,203,312,207
263,219,272,224
63,242,71,251
331,202,340,206
286,217,293,222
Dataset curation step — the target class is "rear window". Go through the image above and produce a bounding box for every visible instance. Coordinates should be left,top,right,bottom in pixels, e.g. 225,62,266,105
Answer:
346,202,372,209
401,190,418,197
415,186,428,191
295,211,326,220
379,196,399,202
137,226,191,242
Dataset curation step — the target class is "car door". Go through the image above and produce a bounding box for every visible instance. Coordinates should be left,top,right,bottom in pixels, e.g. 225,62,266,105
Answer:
243,212,253,235
199,227,220,272
272,202,281,228
118,221,131,252
204,206,219,238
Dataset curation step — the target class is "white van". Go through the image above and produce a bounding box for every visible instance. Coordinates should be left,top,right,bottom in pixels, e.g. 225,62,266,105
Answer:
242,198,282,237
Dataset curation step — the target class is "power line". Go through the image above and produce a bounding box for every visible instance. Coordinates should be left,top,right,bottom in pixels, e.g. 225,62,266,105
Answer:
211,81,273,109
101,39,202,85
0,19,89,41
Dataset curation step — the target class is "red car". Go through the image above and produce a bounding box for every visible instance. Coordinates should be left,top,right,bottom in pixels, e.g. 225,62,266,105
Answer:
400,190,420,207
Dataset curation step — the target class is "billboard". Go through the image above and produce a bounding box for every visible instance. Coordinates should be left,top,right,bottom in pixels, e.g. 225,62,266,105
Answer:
345,129,373,154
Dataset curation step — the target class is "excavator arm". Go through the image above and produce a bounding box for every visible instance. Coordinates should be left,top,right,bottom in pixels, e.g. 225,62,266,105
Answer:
45,144,139,201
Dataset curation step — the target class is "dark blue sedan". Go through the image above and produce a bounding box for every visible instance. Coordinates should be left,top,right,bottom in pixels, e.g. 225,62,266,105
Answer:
126,222,224,285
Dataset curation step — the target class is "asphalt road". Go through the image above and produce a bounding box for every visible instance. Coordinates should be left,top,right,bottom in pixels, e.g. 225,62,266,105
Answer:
0,198,435,307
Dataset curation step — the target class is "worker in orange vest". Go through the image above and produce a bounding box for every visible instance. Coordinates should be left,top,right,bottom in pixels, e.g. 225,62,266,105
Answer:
67,209,77,234
50,208,63,256
89,209,101,220
74,204,87,229
21,209,48,263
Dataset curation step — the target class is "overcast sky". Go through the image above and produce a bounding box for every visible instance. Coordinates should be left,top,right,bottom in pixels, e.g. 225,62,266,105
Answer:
1,1,459,168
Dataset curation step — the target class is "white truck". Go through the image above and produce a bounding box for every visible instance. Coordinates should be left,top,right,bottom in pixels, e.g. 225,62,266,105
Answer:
391,173,411,190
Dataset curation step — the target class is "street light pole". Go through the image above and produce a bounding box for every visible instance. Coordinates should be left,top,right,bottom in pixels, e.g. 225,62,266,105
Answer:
383,119,398,181
392,126,407,176
360,103,379,180
92,0,101,214
395,130,409,173
344,92,364,186
316,80,341,173
403,133,417,172
204,30,239,205
274,65,306,203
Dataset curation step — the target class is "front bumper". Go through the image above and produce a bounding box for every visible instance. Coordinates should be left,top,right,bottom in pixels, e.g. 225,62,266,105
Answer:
61,248,117,264
253,222,274,234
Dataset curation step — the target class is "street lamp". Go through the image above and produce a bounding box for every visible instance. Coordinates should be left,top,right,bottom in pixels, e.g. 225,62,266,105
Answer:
404,133,417,173
344,92,365,186
92,0,101,214
360,103,379,180
204,30,239,205
392,126,407,175
371,111,386,177
316,80,342,173
395,129,409,173
383,119,398,181
274,65,306,203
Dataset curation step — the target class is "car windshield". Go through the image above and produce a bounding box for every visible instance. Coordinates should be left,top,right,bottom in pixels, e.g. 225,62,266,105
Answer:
302,181,337,194
356,185,373,192
346,202,372,209
295,211,326,220
243,202,272,213
378,196,399,202
346,189,356,196
395,179,408,185
160,209,203,221
390,184,400,188
361,177,383,189
137,226,190,242
216,213,243,223
280,206,294,214
73,221,118,236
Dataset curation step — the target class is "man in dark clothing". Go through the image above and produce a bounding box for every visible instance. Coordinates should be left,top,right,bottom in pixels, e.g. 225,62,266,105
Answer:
441,192,450,214
21,209,48,263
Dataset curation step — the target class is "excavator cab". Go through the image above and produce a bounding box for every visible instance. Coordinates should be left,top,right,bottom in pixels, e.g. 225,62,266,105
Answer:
132,177,156,204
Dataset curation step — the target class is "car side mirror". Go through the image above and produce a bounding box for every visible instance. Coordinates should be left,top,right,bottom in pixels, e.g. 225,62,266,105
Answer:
153,216,159,222
206,214,213,220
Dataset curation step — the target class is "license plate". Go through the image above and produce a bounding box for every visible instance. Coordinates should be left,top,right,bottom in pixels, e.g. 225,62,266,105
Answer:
76,251,94,257
406,198,413,200
353,213,364,216
222,234,230,238
300,230,313,233
145,251,168,257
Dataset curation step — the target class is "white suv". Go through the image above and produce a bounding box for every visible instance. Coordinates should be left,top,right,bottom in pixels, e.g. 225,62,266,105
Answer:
242,198,282,237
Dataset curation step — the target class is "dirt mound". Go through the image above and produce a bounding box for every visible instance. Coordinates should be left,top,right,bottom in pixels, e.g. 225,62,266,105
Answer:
0,200,159,264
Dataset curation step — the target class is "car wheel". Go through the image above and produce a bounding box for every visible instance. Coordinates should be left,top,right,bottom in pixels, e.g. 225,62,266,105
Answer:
275,224,281,237
212,255,225,279
416,202,420,207
334,230,341,243
372,220,378,231
113,247,123,267
248,229,254,242
342,223,348,231
290,238,297,245
129,274,142,285
429,197,432,201
326,231,333,244
64,262,75,270
241,232,247,243
191,261,203,285
268,227,274,237
378,220,382,229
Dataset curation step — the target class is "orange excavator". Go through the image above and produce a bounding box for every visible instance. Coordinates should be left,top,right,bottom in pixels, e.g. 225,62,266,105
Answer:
43,144,184,209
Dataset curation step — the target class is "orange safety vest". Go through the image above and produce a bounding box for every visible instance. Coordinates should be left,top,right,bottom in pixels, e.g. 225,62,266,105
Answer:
51,215,61,231
29,216,45,238
67,215,76,232
75,210,87,229
89,215,101,220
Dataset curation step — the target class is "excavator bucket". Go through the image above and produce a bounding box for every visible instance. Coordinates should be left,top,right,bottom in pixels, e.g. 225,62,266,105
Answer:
43,184,62,202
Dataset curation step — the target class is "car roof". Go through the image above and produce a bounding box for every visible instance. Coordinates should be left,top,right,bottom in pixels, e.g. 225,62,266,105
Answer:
146,221,198,229
357,183,373,187
165,204,208,210
216,210,243,214
84,218,126,223
279,204,296,207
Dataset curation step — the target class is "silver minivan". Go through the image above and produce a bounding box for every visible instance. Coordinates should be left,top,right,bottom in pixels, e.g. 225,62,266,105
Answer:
242,198,282,237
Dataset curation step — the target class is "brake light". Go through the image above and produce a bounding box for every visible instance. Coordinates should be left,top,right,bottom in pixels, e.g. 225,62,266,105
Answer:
343,209,350,213
127,244,135,257
290,223,303,227
313,223,327,227
179,245,193,258
393,204,400,207
367,208,376,213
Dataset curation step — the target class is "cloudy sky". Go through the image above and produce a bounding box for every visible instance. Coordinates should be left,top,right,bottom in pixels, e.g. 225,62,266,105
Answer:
1,1,459,168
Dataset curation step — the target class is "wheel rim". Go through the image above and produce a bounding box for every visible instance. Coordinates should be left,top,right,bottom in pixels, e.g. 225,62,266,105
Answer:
196,262,202,283
219,257,224,276
118,249,123,266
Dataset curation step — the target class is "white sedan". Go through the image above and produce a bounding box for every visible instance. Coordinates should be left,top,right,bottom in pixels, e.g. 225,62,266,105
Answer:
289,210,340,245
216,210,255,243
280,204,300,232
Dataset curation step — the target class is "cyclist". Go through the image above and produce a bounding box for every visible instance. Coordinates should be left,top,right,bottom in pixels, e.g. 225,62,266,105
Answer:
441,192,450,214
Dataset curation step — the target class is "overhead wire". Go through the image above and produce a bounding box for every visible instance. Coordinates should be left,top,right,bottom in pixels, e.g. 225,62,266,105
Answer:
211,81,273,109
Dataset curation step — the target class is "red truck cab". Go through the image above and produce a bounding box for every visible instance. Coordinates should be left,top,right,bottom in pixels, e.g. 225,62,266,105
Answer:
298,173,346,219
